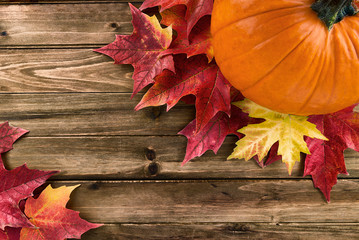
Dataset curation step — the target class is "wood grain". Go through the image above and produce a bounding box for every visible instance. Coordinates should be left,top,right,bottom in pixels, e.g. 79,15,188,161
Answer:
0,3,137,47
0,93,195,136
1,1,358,239
0,49,134,92
51,180,359,223
81,223,359,240
4,136,359,179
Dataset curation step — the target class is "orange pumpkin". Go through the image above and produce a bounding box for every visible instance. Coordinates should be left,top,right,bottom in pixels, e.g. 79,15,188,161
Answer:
211,0,359,115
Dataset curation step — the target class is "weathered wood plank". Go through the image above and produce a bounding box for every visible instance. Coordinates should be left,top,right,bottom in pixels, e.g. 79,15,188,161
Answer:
81,223,359,240
0,93,195,136
0,49,134,92
4,136,359,179
0,3,137,47
51,180,359,223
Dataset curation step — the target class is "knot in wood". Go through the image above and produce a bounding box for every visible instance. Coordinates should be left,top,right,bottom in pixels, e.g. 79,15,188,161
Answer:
88,182,100,190
145,162,160,176
110,22,119,29
227,223,251,232
146,106,164,120
145,148,156,161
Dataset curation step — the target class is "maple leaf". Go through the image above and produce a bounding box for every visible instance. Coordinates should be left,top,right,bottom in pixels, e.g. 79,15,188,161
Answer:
0,161,57,230
140,0,213,40
0,227,20,240
179,90,250,164
136,55,231,133
228,99,328,175
0,122,28,154
254,142,281,168
304,105,359,202
94,4,174,97
161,5,188,46
0,229,5,240
160,7,213,61
20,185,102,240
0,122,56,231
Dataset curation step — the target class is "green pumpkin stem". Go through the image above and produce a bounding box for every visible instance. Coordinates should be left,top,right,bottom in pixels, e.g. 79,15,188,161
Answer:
312,0,358,30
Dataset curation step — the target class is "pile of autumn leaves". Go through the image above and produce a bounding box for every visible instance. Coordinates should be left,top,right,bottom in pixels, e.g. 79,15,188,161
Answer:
0,123,100,239
96,0,359,202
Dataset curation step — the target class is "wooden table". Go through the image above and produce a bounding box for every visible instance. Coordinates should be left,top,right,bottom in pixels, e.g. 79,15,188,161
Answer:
1,1,359,239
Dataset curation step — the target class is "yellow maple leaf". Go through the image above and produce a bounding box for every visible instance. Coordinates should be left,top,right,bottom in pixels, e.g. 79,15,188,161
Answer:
228,99,328,175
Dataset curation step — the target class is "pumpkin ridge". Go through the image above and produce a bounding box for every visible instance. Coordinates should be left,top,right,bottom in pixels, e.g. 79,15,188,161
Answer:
337,20,359,60
241,26,315,93
296,26,329,113
282,28,325,114
211,4,308,37
346,31,359,60
324,31,338,109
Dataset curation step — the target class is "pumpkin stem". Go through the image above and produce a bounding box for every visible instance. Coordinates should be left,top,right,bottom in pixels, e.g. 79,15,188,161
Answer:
312,0,358,30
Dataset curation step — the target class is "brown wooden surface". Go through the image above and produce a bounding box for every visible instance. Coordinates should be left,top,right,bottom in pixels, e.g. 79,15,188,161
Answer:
80,223,359,240
0,1,359,239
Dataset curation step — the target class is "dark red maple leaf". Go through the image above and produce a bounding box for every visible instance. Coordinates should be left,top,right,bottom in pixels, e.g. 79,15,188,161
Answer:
135,55,231,133
0,227,20,240
254,142,281,168
160,7,213,61
94,4,174,97
0,229,5,239
140,0,213,40
179,92,250,165
305,105,359,202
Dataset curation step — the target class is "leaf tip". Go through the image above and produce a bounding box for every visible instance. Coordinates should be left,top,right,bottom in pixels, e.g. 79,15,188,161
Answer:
181,158,190,166
285,162,294,176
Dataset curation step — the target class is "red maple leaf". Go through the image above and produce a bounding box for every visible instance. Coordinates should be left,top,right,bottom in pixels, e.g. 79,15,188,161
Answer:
160,7,213,61
0,161,57,230
135,55,231,133
140,0,213,40
305,106,359,202
94,4,174,97
161,5,188,46
179,91,250,165
20,185,102,240
0,122,28,154
0,122,57,230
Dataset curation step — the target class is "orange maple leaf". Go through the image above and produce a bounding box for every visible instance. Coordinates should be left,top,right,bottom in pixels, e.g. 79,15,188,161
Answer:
20,185,101,240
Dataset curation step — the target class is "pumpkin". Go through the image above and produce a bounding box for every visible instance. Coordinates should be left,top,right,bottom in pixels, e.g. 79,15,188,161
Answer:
211,0,359,115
